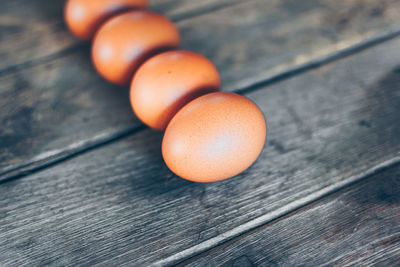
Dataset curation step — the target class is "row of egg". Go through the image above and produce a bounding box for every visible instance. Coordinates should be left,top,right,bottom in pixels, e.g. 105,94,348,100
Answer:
65,0,266,183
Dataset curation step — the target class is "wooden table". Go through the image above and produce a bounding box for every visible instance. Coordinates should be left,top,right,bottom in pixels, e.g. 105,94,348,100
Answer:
1,0,400,266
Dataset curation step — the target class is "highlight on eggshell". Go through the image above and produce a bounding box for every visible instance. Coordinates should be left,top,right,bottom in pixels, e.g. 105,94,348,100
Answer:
130,50,221,130
92,10,180,85
162,92,267,183
63,0,268,183
64,0,148,40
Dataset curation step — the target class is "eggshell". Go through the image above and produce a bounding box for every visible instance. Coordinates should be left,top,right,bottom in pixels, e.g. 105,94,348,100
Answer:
92,11,180,85
130,50,221,130
162,92,266,183
64,0,148,40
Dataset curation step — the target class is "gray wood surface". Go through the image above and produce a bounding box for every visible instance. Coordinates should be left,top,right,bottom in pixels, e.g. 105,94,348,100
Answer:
1,34,399,266
183,165,400,267
0,0,245,71
0,0,243,174
2,0,400,178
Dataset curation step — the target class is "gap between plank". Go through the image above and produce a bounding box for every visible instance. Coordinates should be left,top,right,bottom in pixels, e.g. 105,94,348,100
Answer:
162,0,248,22
0,125,146,184
152,155,400,267
234,26,400,95
0,0,247,77
1,27,400,184
0,42,88,77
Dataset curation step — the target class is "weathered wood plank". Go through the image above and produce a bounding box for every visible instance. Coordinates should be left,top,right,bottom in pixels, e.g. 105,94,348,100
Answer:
0,49,136,171
2,0,400,176
1,36,400,266
181,0,400,91
0,0,244,71
0,0,244,172
183,165,400,267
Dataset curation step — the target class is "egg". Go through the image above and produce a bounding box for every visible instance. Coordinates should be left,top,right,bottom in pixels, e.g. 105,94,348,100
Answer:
92,11,180,85
162,92,266,183
130,50,221,130
64,0,148,40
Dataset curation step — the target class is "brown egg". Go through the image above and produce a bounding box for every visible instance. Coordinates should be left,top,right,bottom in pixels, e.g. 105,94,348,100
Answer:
162,92,266,183
130,50,221,130
92,11,180,85
64,0,148,40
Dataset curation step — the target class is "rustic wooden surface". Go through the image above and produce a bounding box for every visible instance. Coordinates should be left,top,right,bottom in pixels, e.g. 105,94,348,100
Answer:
2,0,400,178
0,0,245,175
1,0,400,266
0,0,245,70
183,165,400,266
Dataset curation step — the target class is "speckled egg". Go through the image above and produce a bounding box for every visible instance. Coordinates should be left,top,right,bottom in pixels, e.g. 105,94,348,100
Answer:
130,50,221,130
64,0,148,40
92,10,180,85
162,92,267,183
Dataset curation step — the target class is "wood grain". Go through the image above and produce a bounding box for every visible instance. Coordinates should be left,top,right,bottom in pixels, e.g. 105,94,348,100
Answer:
0,0,244,173
0,0,244,71
1,36,400,266
2,0,400,176
183,165,400,267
